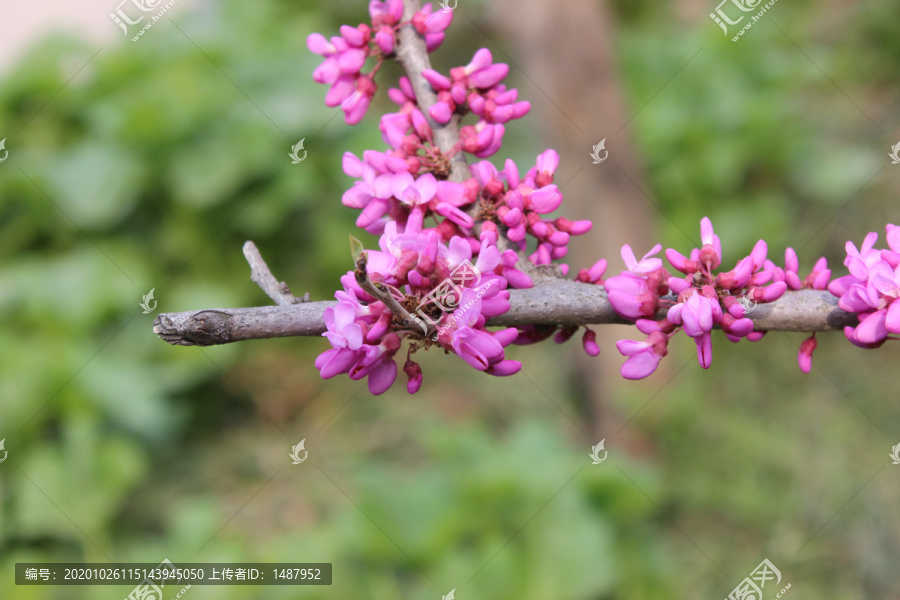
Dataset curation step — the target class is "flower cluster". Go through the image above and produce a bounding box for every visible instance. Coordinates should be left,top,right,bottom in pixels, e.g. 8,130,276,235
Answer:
422,48,531,157
307,1,452,124
608,218,793,379
828,224,900,348
318,225,519,394
341,153,474,235
472,151,592,269
309,3,602,394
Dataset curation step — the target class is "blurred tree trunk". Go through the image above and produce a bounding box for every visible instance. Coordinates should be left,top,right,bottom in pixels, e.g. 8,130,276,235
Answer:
487,0,660,446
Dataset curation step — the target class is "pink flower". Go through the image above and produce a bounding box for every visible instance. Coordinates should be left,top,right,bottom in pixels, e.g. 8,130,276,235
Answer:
829,225,900,347
582,328,600,357
777,248,831,291
622,244,663,274
323,301,365,351
798,334,817,373
412,4,453,51
576,259,607,285
319,228,519,393
612,217,795,378
403,357,423,394
369,0,403,27
307,26,381,125
615,329,669,379
606,273,660,320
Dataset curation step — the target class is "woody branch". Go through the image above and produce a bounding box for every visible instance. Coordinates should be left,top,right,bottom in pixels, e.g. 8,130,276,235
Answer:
153,250,855,346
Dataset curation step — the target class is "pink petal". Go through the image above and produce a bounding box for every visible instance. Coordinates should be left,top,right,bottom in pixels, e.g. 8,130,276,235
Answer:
695,333,712,369
436,203,475,229
466,48,493,73
429,102,454,123
337,49,367,74
616,339,649,356
307,33,335,55
784,247,799,274
886,301,900,334
375,30,394,54
422,68,451,90
855,309,888,344
342,152,363,178
528,185,562,214
620,350,661,380
368,358,397,395
700,217,714,246
324,75,356,106
582,329,600,356
320,348,360,379
413,173,437,201
487,359,521,376
535,149,560,175
423,8,453,33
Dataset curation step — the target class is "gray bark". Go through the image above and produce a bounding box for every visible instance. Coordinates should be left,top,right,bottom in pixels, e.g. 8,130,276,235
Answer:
153,286,856,346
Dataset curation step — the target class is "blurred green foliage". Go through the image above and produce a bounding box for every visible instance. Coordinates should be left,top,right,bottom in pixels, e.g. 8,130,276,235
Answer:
1,0,899,599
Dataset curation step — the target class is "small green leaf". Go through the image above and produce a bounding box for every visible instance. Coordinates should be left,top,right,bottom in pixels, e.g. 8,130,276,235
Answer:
349,235,366,263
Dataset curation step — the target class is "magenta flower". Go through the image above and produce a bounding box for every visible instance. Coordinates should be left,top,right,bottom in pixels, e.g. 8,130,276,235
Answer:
403,357,423,393
615,327,670,380
798,334,817,374
610,217,790,378
576,259,607,285
775,248,831,291
606,273,660,320
369,0,404,28
468,151,591,279
582,329,600,357
422,48,529,127
828,225,900,347
411,3,453,51
622,244,663,274
307,26,380,125
317,227,521,394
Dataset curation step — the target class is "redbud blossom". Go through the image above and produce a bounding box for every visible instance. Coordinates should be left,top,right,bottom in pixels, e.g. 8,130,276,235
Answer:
829,225,900,347
610,217,787,378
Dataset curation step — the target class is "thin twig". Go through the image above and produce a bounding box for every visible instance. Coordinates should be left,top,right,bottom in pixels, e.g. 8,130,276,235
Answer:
354,252,431,336
394,0,556,283
395,0,471,183
243,241,309,305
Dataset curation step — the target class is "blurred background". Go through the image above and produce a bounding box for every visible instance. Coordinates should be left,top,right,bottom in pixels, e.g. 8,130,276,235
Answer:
1,0,899,598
